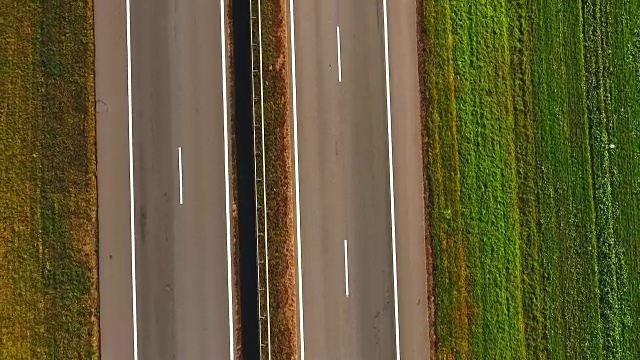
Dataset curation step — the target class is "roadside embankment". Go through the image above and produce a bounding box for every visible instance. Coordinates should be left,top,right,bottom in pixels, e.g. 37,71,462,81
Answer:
418,0,640,359
0,0,99,358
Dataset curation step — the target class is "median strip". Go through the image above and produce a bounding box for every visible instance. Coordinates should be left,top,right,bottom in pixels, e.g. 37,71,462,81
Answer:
250,0,298,358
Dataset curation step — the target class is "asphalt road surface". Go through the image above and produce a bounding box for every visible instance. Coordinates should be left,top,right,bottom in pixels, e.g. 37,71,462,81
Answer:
95,0,135,358
290,0,430,358
131,0,233,358
96,0,425,357
96,0,234,358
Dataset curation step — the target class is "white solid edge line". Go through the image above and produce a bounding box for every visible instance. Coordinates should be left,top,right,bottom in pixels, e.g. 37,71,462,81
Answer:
178,147,184,205
382,0,400,359
257,0,273,356
125,0,139,357
336,26,342,83
219,0,235,357
288,0,306,358
344,240,349,297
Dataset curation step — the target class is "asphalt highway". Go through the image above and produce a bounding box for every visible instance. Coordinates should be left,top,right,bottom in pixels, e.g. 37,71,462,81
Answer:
96,0,427,357
130,0,233,358
95,0,135,357
289,0,430,358
96,0,234,358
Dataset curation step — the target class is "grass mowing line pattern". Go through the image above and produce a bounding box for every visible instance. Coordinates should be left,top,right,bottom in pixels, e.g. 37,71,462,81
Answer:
420,0,526,357
605,0,640,357
588,0,640,357
0,0,99,358
507,0,543,358
450,1,525,356
418,0,468,357
418,0,639,358
223,0,244,357
532,0,603,357
415,0,437,356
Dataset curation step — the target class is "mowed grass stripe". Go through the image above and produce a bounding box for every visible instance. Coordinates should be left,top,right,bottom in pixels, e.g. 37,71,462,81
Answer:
506,0,544,358
420,0,640,359
0,0,98,358
597,0,640,357
451,0,526,357
532,0,604,357
422,0,528,357
583,0,626,358
420,0,469,357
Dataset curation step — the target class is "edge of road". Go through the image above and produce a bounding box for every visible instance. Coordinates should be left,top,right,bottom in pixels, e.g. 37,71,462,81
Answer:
223,0,243,358
94,0,135,357
387,0,432,357
286,0,304,357
225,0,245,356
414,0,437,357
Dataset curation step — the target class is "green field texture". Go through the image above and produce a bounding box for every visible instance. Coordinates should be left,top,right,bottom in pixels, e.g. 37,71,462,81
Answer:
531,0,603,357
450,0,526,357
506,0,542,357
0,0,98,358
422,0,527,357
606,0,640,356
420,0,640,358
587,0,640,357
420,0,468,356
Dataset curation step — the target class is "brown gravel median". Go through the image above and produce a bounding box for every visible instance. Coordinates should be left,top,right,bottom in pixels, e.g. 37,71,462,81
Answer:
255,0,298,358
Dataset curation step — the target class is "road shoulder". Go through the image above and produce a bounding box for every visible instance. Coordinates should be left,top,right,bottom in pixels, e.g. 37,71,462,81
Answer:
388,0,431,357
94,0,135,358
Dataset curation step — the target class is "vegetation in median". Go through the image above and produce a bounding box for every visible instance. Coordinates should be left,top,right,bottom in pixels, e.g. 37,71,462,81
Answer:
252,0,298,358
0,0,99,358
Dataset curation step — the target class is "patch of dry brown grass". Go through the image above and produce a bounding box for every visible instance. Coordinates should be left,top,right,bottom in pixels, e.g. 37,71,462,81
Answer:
256,0,298,357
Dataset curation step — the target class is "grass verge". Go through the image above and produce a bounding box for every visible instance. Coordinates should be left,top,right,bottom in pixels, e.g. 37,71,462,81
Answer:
416,0,452,357
532,0,603,357
507,1,543,358
418,0,640,358
419,0,526,357
0,0,99,358
417,0,468,357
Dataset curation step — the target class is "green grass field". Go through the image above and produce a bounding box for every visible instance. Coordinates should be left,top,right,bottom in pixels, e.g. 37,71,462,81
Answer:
0,0,98,358
588,0,640,357
418,0,640,358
